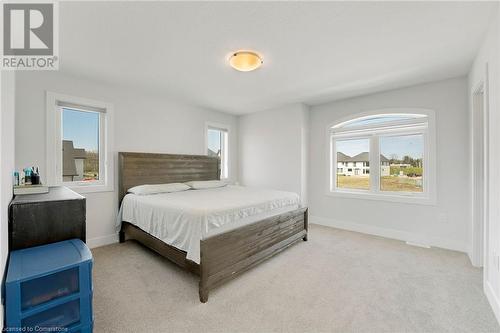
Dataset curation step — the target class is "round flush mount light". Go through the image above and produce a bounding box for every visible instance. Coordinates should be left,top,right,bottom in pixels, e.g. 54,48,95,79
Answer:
229,51,263,72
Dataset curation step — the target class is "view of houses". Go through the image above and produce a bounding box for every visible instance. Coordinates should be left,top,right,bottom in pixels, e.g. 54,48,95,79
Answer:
337,152,390,177
62,140,99,182
207,148,220,157
336,151,423,192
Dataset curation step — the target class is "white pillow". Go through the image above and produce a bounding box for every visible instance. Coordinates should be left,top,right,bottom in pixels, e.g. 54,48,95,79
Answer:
128,183,190,195
185,180,228,189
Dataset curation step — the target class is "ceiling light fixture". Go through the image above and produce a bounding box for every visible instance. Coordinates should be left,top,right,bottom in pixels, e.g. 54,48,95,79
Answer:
229,51,263,72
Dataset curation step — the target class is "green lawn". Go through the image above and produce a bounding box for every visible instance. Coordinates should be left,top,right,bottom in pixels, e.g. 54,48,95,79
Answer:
380,176,423,192
337,175,423,192
83,172,99,181
337,175,370,190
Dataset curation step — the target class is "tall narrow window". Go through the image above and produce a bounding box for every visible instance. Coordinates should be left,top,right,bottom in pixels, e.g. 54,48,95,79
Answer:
329,111,435,204
207,125,229,179
46,92,112,192
62,108,100,182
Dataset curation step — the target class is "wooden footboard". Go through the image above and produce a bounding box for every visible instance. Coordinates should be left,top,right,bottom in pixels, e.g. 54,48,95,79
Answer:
198,207,308,302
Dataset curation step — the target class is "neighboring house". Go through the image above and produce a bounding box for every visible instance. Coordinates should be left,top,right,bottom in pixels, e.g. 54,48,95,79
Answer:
73,148,87,181
337,152,390,176
207,148,220,157
63,140,87,181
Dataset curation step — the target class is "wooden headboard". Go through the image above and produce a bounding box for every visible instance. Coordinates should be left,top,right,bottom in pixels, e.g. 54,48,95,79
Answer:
118,152,220,204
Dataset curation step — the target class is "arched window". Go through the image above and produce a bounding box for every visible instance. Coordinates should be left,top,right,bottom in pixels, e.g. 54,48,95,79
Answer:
329,109,436,204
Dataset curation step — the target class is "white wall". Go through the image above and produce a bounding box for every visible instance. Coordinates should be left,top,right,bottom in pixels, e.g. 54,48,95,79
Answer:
0,72,16,327
309,77,471,252
15,71,238,247
469,4,500,323
238,103,309,204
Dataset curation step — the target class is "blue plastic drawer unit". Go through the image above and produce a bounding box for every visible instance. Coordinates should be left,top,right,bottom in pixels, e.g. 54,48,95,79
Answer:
6,239,93,332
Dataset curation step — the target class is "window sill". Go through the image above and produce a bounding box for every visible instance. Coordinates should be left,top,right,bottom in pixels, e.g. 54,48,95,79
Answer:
326,190,436,205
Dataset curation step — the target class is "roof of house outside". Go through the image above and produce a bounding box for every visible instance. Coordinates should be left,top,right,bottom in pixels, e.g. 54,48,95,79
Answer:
337,152,351,162
63,140,87,177
337,151,389,163
73,148,87,159
207,148,219,157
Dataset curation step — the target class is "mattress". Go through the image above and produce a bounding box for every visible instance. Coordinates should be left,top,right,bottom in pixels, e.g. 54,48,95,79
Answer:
118,185,300,264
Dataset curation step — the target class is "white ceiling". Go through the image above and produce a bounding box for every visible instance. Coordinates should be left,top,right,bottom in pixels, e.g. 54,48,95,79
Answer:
60,1,496,114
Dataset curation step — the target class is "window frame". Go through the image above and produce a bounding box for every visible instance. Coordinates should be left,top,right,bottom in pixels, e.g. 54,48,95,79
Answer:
205,121,230,180
327,108,436,205
59,106,104,186
46,92,114,193
332,136,371,193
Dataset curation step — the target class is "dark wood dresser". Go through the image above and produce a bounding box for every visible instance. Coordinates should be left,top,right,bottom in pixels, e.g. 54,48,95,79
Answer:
9,186,86,250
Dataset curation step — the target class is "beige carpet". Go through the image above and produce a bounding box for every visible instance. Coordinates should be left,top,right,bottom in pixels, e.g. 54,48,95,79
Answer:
92,224,499,333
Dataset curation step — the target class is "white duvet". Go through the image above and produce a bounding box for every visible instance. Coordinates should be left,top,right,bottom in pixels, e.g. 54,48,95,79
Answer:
118,185,300,263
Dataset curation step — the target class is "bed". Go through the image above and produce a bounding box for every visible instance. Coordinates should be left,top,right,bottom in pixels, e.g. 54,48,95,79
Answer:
118,152,308,302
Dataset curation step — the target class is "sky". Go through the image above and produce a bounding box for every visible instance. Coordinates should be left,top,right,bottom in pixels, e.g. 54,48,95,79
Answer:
342,115,420,128
207,128,221,153
62,108,99,151
380,135,423,159
337,134,423,159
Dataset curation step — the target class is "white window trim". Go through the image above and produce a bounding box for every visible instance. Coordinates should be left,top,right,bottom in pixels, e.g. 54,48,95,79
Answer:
46,91,114,193
326,108,437,205
205,121,230,180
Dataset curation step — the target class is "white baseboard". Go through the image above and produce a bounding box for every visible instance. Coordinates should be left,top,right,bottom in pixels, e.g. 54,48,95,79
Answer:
405,241,430,249
310,215,467,253
467,249,483,268
87,233,119,248
485,281,500,325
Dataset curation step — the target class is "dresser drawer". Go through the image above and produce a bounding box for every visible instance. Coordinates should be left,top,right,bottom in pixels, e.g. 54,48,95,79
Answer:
21,267,79,310
21,299,80,329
